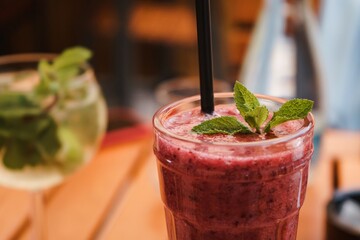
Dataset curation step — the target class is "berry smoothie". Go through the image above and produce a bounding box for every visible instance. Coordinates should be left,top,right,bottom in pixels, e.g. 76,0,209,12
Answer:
153,93,314,240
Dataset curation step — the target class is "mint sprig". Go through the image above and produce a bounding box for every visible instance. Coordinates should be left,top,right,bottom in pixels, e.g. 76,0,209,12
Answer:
36,46,92,100
192,116,252,135
0,46,91,170
192,82,313,135
234,82,260,116
245,105,269,133
264,98,313,132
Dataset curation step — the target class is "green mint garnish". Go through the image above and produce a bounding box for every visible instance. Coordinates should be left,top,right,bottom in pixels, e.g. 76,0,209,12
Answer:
192,82,313,135
234,81,260,116
264,98,314,133
0,46,91,170
244,105,269,133
192,116,252,135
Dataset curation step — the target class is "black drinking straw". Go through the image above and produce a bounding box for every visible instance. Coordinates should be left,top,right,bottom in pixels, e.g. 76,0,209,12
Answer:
195,0,214,114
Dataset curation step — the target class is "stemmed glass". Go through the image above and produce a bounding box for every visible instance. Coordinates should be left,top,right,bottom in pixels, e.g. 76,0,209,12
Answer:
0,53,107,239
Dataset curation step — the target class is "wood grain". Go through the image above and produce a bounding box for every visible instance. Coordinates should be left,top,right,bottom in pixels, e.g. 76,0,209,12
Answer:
103,152,167,240
0,188,29,240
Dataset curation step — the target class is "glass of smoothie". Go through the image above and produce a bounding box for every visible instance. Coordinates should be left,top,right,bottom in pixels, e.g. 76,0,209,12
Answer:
153,92,314,240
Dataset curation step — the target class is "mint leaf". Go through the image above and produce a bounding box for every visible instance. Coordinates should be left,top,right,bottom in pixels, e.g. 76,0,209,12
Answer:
234,82,260,117
192,116,251,135
191,83,313,136
3,139,43,169
53,47,92,70
36,118,61,158
0,93,42,118
36,46,92,99
1,116,61,169
265,99,313,132
56,65,80,84
3,140,27,169
38,59,52,83
244,106,269,133
36,60,59,96
0,114,51,140
0,137,4,149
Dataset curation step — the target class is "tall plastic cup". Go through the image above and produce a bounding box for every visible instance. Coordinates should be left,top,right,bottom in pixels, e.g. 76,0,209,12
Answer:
153,93,314,240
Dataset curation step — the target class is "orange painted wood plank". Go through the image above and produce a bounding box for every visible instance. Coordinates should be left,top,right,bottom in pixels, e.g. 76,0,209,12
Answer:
49,140,151,240
340,156,360,190
103,154,167,240
0,188,29,240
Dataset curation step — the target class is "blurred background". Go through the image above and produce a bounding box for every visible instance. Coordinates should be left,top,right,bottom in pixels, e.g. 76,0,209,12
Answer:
0,0,353,132
3,1,360,239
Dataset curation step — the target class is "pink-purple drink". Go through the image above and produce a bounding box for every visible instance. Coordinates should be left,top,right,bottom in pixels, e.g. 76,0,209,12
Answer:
153,93,314,240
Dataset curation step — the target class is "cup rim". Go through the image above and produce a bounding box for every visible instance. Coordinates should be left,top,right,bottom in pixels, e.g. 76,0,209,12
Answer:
153,92,315,147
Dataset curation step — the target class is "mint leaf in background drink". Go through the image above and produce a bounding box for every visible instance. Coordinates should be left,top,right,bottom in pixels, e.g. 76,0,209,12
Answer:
0,137,4,150
36,46,92,99
192,81,313,136
244,106,269,133
0,115,49,140
234,81,260,116
0,113,61,169
36,60,59,96
265,99,314,132
3,140,28,169
53,47,92,70
3,139,43,169
0,46,92,170
192,116,252,135
0,92,43,118
36,118,61,158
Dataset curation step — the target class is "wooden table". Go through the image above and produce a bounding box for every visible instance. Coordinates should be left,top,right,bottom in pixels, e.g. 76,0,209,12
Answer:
1,125,359,240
